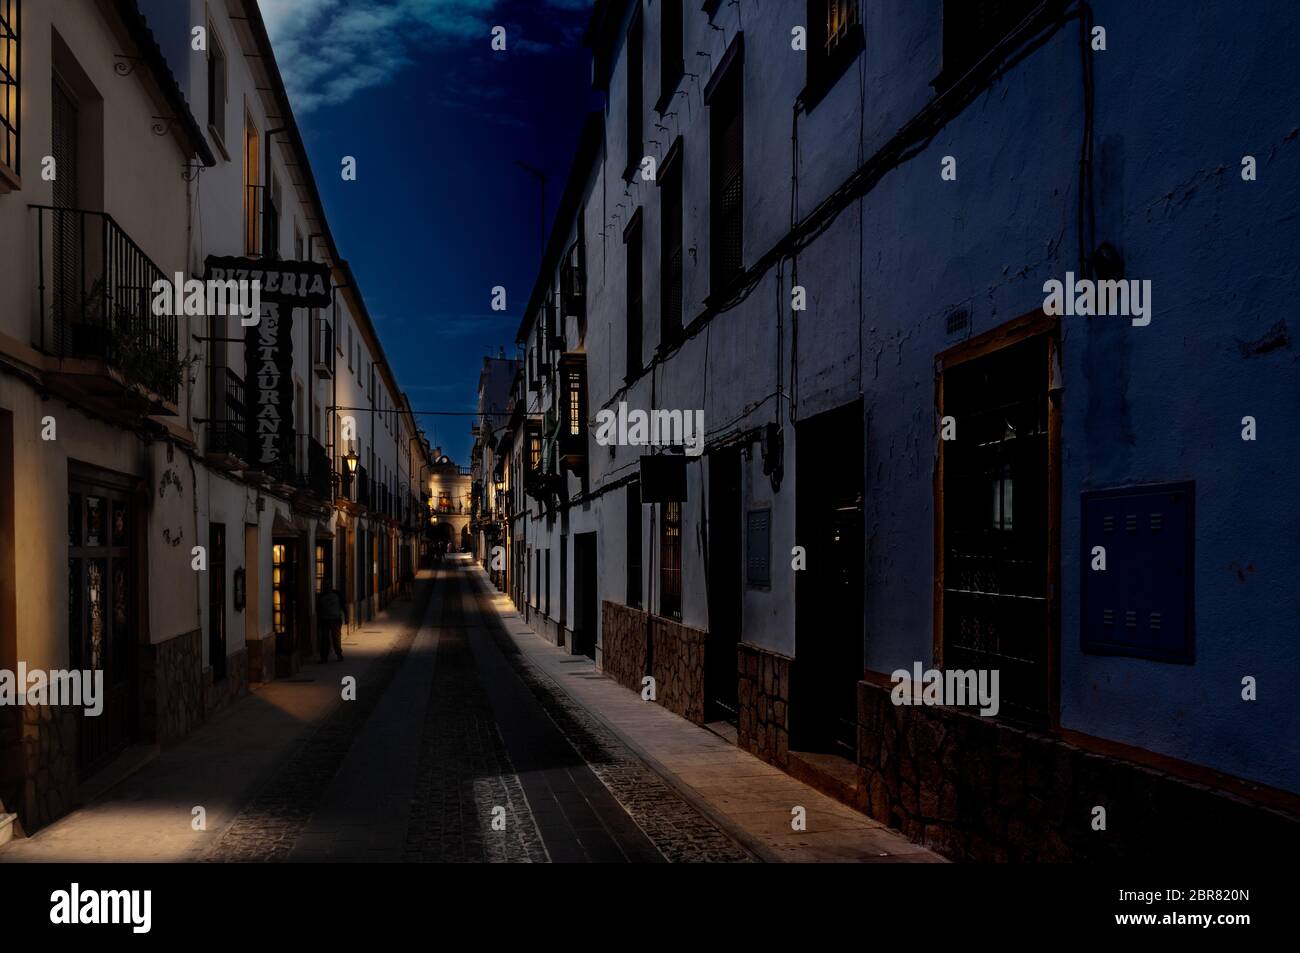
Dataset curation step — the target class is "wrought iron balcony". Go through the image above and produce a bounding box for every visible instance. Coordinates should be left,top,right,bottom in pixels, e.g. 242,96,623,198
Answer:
32,205,182,407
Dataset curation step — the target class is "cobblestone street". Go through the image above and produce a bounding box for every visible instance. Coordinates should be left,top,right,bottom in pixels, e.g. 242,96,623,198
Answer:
1,559,939,863
3,565,763,863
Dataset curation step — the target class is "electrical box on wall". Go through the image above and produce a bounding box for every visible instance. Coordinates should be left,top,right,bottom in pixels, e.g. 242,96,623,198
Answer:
1081,482,1195,663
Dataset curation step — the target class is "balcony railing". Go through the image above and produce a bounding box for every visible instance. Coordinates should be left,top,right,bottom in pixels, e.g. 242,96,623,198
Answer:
207,367,248,461
32,205,180,403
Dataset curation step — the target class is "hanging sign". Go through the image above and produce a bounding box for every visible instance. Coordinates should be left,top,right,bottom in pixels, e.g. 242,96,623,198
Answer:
204,256,332,472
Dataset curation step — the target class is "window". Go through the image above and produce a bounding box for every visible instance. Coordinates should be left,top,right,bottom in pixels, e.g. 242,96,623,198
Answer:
941,0,1038,83
0,0,19,183
207,21,227,147
243,113,260,254
625,11,643,179
805,0,863,106
659,144,683,348
315,542,326,594
568,375,581,437
625,211,643,377
626,483,642,607
660,501,682,620
659,0,683,111
709,49,743,293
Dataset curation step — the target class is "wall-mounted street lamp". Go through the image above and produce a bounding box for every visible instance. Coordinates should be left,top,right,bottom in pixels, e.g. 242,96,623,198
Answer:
345,446,359,474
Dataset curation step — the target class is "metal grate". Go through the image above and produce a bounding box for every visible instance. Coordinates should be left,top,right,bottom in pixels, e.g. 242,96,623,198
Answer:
942,336,1049,723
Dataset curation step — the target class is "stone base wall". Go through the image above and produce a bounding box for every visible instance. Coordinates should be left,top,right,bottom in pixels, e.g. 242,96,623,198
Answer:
649,616,706,725
13,704,78,833
203,648,249,718
737,643,791,769
855,680,1300,861
598,601,706,724
139,627,204,749
600,601,647,693
246,636,275,684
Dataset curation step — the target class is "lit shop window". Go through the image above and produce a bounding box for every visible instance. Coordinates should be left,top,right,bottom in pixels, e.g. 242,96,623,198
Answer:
272,543,286,634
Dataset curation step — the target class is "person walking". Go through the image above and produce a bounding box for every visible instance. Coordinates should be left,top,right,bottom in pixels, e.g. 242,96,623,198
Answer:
316,580,346,662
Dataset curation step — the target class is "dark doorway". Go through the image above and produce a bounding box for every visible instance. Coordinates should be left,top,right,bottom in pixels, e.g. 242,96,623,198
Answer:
940,333,1050,723
706,447,742,722
573,532,598,659
209,522,227,681
793,399,864,758
68,469,138,778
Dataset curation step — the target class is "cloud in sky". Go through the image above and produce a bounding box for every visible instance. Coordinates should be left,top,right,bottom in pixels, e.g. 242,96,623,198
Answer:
260,0,592,113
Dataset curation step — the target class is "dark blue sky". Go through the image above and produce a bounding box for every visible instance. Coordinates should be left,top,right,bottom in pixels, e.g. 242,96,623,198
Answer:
262,0,599,463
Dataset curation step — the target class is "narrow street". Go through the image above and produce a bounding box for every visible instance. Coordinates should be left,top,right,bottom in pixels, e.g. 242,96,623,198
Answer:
6,559,929,864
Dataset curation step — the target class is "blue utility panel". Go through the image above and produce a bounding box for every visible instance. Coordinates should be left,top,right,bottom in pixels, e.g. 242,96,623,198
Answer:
1081,482,1195,663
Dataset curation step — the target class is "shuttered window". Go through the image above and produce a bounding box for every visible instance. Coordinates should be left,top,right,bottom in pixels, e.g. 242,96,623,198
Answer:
710,63,743,292
660,148,683,347
625,213,643,377
746,508,770,588
659,0,683,108
625,11,643,178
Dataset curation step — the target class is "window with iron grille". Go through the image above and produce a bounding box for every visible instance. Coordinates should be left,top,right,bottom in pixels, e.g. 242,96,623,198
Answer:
0,0,18,181
627,483,642,607
625,10,643,179
660,500,682,620
941,0,1039,83
660,144,683,348
625,213,643,377
207,20,226,148
709,60,743,293
805,0,863,107
659,0,683,111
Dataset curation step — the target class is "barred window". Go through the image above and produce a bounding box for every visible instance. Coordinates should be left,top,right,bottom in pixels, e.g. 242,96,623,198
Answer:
0,0,21,180
660,501,682,620
805,0,863,107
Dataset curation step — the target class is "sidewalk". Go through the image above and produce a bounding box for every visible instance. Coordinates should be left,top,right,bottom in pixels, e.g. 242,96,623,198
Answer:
467,564,942,863
0,576,432,863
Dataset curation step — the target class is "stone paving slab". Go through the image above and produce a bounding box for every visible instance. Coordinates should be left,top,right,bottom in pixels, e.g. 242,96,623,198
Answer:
466,564,944,864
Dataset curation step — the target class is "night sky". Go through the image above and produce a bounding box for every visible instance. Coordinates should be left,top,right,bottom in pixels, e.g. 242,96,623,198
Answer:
258,0,599,463
260,0,603,460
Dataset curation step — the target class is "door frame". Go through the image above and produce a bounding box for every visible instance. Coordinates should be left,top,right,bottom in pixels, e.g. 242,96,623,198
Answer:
933,309,1062,727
